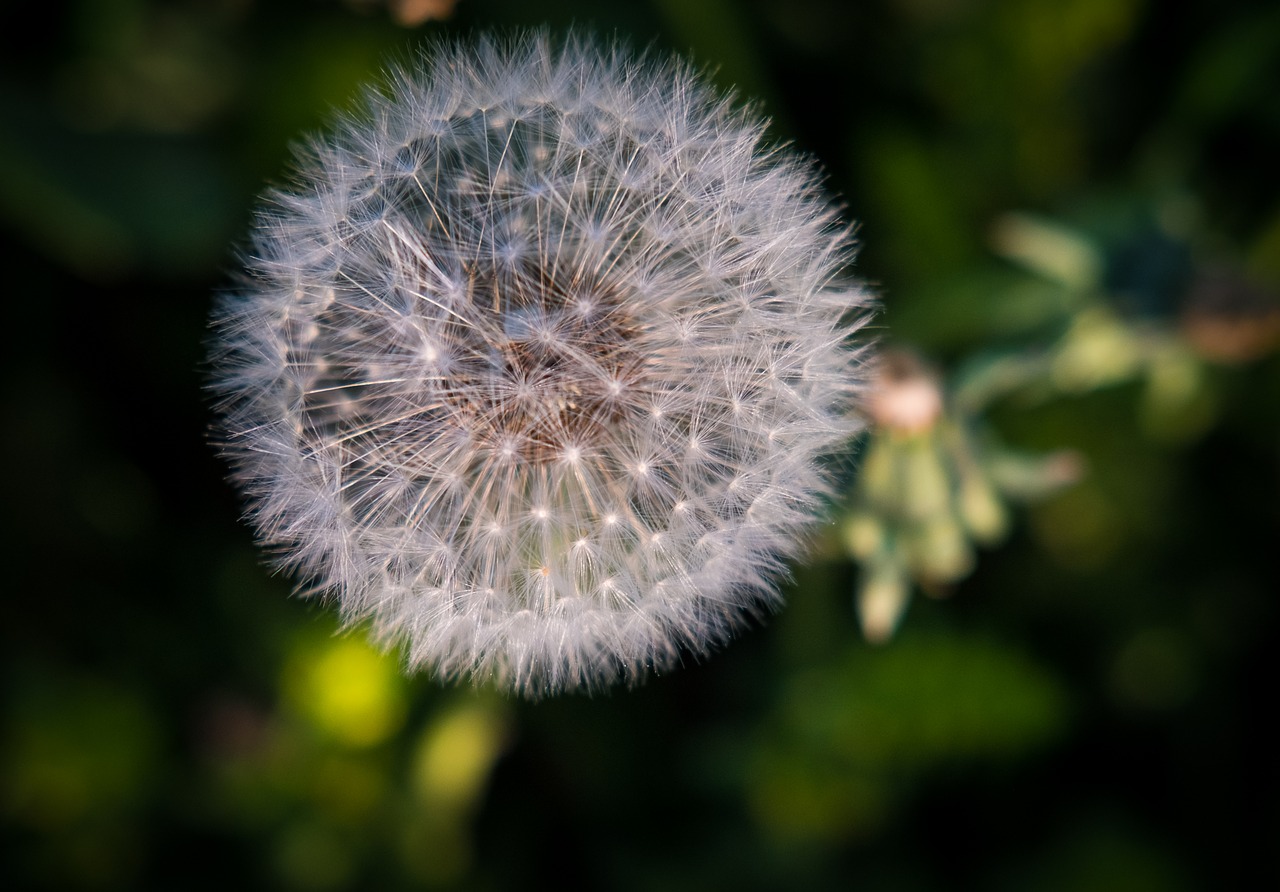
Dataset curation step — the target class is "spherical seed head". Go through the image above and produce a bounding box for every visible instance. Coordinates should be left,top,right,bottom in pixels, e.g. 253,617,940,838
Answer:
209,32,876,696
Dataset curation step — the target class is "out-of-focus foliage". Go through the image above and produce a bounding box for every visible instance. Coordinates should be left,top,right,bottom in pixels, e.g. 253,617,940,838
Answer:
843,203,1278,638
2,0,1276,890
748,629,1069,842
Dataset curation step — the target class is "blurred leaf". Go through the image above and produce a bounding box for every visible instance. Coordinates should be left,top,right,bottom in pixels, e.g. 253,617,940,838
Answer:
989,212,1103,291
782,630,1068,766
748,630,1068,841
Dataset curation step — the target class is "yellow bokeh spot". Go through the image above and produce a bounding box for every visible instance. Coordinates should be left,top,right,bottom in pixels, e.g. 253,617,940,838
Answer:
411,703,509,810
284,637,406,748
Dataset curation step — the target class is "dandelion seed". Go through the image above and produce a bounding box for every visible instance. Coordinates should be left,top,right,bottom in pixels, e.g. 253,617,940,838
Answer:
209,32,876,696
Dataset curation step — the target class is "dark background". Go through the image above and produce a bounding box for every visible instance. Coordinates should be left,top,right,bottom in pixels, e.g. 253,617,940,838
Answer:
2,0,1277,889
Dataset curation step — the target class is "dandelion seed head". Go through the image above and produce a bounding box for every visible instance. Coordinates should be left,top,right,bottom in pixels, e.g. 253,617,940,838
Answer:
210,32,876,696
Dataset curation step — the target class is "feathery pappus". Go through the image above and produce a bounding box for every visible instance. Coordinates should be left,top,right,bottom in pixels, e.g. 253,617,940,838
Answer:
209,32,876,696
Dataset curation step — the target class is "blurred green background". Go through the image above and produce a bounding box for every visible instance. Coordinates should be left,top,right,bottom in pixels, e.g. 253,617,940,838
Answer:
2,0,1277,889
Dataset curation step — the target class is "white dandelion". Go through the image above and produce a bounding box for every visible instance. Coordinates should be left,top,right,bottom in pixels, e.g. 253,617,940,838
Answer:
210,32,875,696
